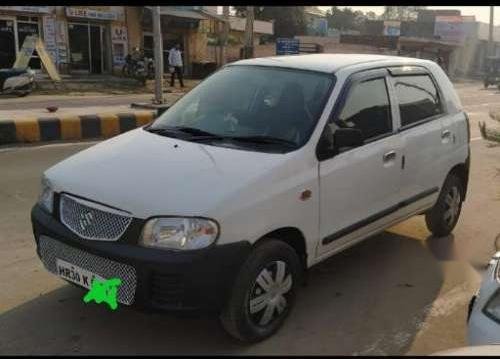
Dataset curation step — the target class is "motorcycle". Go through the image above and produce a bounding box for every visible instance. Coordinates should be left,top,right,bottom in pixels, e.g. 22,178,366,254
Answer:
122,51,155,84
0,67,35,97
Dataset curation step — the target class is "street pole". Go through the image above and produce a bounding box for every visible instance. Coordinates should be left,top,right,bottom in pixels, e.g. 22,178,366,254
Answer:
244,6,254,59
153,6,163,104
489,6,495,57
221,6,230,66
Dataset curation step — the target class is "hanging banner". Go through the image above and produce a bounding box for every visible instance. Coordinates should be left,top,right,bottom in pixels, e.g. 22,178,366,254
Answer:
55,20,68,64
43,15,58,64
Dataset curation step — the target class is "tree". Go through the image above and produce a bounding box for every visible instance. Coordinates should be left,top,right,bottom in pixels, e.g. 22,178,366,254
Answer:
326,6,367,32
381,6,426,21
366,11,378,20
232,6,307,38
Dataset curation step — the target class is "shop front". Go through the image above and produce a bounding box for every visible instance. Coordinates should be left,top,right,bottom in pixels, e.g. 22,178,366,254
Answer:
141,7,209,76
0,6,52,69
64,7,126,74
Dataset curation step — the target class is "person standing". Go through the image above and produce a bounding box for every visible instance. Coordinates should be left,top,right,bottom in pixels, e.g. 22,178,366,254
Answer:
168,43,184,88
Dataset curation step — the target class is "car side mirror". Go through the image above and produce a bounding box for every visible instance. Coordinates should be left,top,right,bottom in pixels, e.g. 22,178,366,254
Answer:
334,128,364,150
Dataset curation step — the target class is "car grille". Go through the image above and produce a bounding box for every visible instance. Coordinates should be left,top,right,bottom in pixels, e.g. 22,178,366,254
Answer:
38,235,137,305
150,272,185,308
60,193,132,241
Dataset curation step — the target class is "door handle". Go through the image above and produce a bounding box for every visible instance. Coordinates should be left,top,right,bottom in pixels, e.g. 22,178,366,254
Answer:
441,130,451,139
383,150,397,162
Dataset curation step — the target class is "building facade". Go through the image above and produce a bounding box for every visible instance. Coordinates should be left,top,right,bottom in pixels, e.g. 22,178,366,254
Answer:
0,6,130,75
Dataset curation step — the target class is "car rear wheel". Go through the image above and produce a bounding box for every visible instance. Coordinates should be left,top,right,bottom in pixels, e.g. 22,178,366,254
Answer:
425,173,464,237
220,239,302,343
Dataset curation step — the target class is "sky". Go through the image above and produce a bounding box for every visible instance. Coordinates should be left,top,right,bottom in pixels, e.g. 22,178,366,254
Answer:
318,6,500,25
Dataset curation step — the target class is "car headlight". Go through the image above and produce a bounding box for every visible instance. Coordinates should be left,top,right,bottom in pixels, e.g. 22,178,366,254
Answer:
483,288,500,323
140,217,219,250
38,176,54,213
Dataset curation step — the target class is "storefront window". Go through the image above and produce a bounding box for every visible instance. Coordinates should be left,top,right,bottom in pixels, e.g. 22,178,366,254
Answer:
68,22,107,74
0,19,16,68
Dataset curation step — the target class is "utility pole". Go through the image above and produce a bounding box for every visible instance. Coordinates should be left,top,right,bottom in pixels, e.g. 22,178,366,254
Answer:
243,6,254,59
489,6,495,57
153,6,164,104
220,6,230,66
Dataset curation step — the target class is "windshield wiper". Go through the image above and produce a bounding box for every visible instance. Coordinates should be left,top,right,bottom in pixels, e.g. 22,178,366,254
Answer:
170,126,221,138
224,135,298,148
145,126,222,140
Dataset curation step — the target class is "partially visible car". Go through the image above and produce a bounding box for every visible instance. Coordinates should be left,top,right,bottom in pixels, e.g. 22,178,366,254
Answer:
467,251,500,345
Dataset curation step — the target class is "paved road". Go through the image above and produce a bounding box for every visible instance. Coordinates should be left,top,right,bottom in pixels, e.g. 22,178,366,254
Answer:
0,93,184,111
0,81,499,355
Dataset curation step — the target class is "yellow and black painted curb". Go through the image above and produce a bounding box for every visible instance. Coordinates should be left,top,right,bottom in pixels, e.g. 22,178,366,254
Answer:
0,111,156,146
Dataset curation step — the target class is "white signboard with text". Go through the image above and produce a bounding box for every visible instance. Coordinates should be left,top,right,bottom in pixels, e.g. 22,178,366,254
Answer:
111,25,128,66
66,7,118,21
0,6,51,14
43,15,58,64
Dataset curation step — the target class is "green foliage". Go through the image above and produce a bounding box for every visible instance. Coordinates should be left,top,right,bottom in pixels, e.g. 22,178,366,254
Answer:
326,6,376,32
232,6,307,38
381,6,426,21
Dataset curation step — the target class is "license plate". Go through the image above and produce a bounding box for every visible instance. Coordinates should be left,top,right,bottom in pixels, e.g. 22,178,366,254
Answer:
55,258,105,290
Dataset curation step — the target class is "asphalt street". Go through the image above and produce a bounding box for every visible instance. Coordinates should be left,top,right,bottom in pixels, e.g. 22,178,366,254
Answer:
0,81,499,354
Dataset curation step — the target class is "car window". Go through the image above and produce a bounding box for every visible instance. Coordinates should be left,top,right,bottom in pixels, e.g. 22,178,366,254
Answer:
336,77,392,140
393,74,443,127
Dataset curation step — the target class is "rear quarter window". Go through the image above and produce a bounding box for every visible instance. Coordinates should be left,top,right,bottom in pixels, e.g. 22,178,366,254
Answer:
393,74,443,127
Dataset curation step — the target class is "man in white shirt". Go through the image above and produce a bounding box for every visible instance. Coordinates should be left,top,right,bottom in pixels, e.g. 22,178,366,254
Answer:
168,43,184,88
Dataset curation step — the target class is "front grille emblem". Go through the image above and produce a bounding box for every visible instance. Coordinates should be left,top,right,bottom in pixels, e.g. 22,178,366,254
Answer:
79,212,94,230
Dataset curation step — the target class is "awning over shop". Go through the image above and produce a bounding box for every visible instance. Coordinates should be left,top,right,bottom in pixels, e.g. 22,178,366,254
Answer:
158,7,208,20
398,36,461,50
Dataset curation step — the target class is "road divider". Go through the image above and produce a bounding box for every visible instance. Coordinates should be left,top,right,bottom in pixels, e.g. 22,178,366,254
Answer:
0,111,156,146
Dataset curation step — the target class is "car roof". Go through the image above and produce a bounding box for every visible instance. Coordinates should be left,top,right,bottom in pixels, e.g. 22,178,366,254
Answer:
230,53,431,74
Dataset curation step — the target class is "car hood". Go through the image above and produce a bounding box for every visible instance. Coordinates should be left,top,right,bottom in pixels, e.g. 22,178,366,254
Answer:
46,128,291,219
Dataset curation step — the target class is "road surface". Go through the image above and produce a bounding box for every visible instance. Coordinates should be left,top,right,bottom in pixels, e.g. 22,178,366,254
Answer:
0,81,499,355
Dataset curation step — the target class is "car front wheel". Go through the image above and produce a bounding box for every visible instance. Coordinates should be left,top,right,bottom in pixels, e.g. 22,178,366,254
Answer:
220,239,302,343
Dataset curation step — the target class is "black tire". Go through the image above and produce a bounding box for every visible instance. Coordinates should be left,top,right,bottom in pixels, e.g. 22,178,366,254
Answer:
425,173,464,237
220,239,302,343
484,80,489,88
122,64,129,77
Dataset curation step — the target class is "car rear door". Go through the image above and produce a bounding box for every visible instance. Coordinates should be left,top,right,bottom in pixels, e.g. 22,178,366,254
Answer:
387,67,447,211
316,68,404,257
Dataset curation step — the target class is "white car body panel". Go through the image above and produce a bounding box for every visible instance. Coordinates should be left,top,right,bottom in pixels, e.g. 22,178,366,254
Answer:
43,54,468,269
468,257,500,345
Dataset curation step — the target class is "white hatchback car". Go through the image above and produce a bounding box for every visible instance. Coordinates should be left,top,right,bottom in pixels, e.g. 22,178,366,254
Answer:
468,252,500,345
32,54,470,342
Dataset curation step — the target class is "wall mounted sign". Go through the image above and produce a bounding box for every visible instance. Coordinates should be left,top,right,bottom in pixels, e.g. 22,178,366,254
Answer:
111,25,128,65
0,6,51,14
434,16,465,44
66,7,118,21
276,38,300,55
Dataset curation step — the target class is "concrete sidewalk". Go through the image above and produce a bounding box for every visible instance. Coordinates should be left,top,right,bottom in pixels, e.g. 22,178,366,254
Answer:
0,110,156,146
0,88,192,146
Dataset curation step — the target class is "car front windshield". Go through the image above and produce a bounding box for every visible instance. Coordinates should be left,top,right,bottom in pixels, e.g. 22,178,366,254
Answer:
148,65,334,151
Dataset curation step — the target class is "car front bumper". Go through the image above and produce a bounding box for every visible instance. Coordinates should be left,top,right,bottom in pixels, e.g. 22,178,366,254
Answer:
31,204,251,314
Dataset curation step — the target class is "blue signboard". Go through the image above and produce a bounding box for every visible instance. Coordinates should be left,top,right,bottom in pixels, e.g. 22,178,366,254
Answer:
276,38,300,55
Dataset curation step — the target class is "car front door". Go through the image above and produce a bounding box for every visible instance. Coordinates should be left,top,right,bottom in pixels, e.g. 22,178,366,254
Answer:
316,69,403,258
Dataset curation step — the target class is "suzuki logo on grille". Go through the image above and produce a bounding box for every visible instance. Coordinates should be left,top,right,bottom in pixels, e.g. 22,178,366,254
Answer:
79,211,94,230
